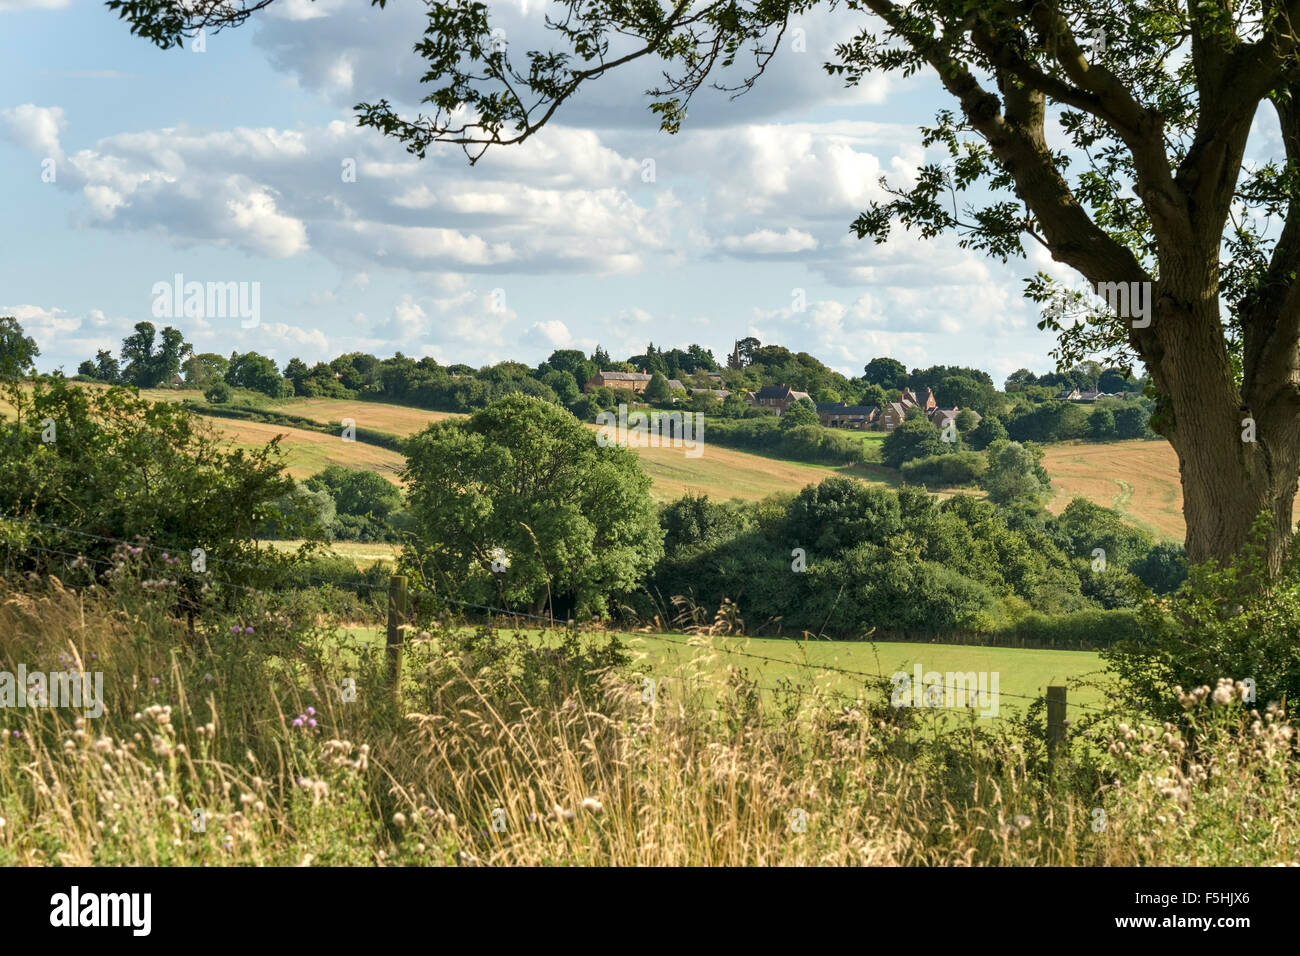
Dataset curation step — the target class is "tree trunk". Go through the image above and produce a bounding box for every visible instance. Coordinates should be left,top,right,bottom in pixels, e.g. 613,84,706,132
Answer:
1151,290,1300,574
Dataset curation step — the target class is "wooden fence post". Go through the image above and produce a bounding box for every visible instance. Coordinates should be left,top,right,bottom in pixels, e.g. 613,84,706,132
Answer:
1046,685,1067,758
387,574,408,701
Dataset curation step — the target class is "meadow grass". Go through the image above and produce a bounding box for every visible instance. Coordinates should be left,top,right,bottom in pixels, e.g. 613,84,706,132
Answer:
269,539,401,568
339,625,1112,719
0,579,1295,866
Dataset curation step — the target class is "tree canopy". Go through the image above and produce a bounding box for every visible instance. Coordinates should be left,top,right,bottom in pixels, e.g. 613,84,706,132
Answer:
401,394,663,617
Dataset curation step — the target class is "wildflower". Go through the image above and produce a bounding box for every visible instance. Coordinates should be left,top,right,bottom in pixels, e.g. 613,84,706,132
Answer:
581,797,604,815
306,707,316,717
292,718,303,728
244,626,254,635
1013,815,1031,830
553,804,575,822
392,813,408,829
307,719,317,728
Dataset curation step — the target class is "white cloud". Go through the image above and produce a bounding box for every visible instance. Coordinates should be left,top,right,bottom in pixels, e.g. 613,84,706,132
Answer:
0,103,65,158
0,0,69,10
524,319,572,348
720,228,818,255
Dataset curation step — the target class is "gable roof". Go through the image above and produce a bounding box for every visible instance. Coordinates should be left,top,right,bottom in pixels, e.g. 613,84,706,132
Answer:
595,371,653,382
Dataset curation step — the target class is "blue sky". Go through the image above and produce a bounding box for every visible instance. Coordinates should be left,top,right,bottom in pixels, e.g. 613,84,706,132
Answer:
0,1,1281,383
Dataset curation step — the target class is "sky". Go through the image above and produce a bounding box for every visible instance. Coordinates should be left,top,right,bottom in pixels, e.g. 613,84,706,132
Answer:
0,0,1285,383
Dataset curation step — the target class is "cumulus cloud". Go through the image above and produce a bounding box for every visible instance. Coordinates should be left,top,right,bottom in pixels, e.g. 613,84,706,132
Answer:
720,228,818,256
0,103,65,158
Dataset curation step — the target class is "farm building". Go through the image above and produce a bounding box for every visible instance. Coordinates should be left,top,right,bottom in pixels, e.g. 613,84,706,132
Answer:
585,370,654,393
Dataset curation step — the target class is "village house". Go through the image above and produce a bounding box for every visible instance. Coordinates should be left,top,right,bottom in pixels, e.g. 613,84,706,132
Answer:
1057,387,1110,402
746,384,812,415
816,402,878,430
877,386,938,430
585,370,654,393
928,406,981,429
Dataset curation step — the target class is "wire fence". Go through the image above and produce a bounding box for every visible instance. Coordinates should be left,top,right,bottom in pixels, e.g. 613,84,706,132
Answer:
0,512,1121,721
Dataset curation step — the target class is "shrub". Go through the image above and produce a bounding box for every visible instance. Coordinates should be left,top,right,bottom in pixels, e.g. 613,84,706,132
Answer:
900,451,986,486
1003,608,1143,648
204,379,232,403
1105,518,1300,722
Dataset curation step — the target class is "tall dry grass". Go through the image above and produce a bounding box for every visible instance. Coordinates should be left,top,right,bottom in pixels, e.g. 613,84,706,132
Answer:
0,579,1296,866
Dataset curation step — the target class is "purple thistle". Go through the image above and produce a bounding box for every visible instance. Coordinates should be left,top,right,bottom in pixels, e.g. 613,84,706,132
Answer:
307,719,317,728
305,707,315,716
292,718,303,727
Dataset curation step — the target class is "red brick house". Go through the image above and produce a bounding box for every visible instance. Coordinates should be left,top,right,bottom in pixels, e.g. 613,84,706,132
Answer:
747,384,812,415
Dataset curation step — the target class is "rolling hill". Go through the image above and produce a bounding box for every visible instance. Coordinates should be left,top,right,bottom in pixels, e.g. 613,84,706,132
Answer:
8,383,1217,537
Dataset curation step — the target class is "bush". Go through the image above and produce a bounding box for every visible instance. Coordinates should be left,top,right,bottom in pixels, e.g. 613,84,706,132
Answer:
1105,519,1300,722
205,379,232,403
1003,608,1143,648
1130,541,1188,594
900,451,986,486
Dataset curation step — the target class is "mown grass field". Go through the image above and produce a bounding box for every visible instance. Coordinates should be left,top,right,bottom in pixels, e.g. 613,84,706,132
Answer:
269,538,401,567
1039,439,1300,541
342,625,1107,720
200,417,408,482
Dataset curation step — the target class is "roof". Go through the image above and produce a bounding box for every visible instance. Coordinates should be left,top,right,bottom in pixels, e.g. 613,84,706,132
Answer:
595,371,653,382
818,402,876,416
667,379,686,392
755,384,796,400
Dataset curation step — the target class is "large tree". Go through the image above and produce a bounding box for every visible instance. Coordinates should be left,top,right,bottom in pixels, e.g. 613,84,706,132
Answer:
111,1,1300,571
402,394,663,617
0,317,39,382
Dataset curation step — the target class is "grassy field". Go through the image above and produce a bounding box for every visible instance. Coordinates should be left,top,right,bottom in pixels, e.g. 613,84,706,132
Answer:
269,538,402,567
202,417,407,482
1037,439,1300,541
343,625,1107,720
1041,441,1184,540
